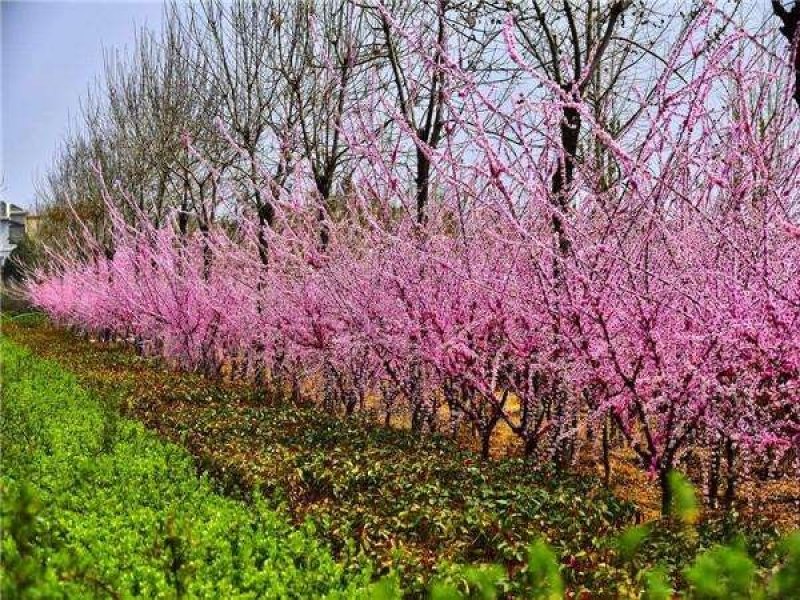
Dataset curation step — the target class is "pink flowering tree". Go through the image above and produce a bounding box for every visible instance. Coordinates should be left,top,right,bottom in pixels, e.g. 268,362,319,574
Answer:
26,1,800,515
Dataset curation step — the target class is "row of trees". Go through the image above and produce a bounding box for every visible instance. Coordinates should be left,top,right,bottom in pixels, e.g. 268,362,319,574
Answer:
38,0,716,245
28,0,800,514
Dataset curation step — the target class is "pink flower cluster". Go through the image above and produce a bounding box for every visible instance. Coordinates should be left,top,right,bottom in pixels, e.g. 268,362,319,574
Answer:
28,4,800,507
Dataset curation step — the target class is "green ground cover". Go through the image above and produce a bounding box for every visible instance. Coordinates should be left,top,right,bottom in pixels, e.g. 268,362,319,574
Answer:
2,317,798,598
1,336,377,598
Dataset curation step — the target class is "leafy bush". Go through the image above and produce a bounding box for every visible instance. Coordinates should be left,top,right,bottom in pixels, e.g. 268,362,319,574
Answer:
133,401,641,594
2,234,41,283
428,476,800,600
0,337,376,598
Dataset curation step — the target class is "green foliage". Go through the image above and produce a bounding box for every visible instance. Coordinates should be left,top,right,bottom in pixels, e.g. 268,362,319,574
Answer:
523,540,564,599
427,543,564,600
2,234,41,283
0,338,375,598
768,532,800,598
642,566,672,600
0,482,63,599
599,473,799,600
365,574,404,600
171,405,637,594
430,564,506,600
668,471,700,525
616,524,653,561
3,323,797,599
431,503,799,600
683,544,758,599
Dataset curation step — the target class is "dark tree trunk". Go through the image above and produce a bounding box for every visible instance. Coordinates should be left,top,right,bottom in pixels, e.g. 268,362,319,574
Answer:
524,434,539,458
315,174,332,249
550,104,580,257
602,416,612,488
415,147,431,225
411,405,425,434
256,202,274,268
178,198,189,237
723,438,737,510
708,439,722,509
659,468,673,517
198,223,212,280
481,429,492,460
773,0,800,106
344,395,358,417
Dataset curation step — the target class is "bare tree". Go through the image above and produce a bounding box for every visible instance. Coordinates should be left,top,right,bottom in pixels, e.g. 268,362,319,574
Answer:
283,1,372,247
365,1,502,225
183,0,302,265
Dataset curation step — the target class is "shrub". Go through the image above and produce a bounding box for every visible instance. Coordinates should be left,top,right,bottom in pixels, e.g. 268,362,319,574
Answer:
430,476,799,600
0,337,375,598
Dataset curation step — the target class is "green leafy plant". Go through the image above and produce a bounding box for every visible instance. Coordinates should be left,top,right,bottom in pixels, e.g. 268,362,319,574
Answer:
683,543,758,599
0,337,375,598
767,532,800,598
3,323,797,599
0,483,62,598
668,471,700,526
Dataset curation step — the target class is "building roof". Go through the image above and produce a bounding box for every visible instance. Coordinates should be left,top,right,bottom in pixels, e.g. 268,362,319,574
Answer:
1,201,28,225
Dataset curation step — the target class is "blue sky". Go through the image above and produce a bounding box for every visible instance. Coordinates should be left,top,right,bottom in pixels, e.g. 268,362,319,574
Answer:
2,0,165,210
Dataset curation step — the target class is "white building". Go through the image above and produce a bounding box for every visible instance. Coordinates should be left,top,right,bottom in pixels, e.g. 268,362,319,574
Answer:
0,201,28,266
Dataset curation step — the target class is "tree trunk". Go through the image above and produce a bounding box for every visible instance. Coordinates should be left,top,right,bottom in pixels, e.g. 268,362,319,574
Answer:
550,104,580,257
602,416,612,488
415,147,430,225
772,0,800,106
256,202,274,268
481,428,492,460
315,175,332,249
524,434,539,458
708,439,722,509
659,468,672,517
723,438,737,510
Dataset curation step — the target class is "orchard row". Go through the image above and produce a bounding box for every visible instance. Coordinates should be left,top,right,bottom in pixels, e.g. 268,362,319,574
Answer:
27,2,800,513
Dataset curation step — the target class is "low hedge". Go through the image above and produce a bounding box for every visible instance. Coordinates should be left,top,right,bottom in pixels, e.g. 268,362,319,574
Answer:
0,337,377,598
